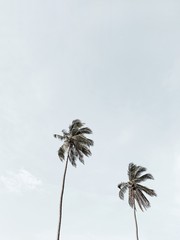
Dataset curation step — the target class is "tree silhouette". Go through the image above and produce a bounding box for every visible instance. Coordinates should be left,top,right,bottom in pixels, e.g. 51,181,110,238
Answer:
54,119,93,240
118,163,157,240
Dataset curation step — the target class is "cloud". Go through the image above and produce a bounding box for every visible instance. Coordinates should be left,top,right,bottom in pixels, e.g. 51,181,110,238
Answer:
0,169,42,193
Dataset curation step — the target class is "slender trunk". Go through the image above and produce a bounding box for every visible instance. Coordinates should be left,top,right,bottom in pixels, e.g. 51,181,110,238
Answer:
57,155,69,240
133,201,139,240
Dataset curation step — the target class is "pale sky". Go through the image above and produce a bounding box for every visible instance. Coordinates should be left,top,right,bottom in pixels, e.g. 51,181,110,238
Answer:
0,0,180,239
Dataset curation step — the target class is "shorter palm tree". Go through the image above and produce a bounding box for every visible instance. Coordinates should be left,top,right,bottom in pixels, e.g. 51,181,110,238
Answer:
118,163,157,240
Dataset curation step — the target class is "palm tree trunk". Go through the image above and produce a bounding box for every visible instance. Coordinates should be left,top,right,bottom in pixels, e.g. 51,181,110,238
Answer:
133,201,139,240
57,155,69,240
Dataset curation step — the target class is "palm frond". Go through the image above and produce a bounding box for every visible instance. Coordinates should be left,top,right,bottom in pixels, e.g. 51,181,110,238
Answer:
54,134,64,140
69,119,84,132
135,173,154,183
62,129,68,136
76,127,93,135
58,142,69,161
128,188,134,208
137,184,157,197
135,189,151,211
85,138,94,146
69,147,77,167
74,146,84,164
134,166,147,179
118,182,128,200
135,190,146,211
72,135,94,147
128,163,137,181
78,144,92,157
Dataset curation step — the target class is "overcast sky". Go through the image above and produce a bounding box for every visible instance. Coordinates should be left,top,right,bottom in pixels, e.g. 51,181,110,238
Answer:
0,0,180,239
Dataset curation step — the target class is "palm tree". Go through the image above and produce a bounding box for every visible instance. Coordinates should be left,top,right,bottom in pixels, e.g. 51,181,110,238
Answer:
54,119,93,240
118,163,157,240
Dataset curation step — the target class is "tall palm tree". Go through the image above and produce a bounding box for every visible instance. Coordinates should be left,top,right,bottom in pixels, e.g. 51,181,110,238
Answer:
54,119,93,240
118,163,157,240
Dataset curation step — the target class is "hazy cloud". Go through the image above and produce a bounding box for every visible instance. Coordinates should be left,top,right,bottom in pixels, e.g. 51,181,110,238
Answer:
0,169,42,193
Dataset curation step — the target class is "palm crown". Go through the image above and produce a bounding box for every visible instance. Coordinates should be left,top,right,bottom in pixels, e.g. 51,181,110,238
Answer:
118,163,157,211
54,119,94,167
